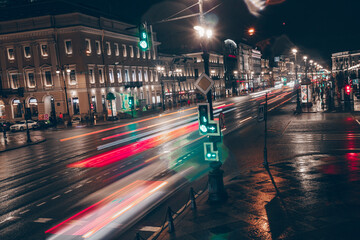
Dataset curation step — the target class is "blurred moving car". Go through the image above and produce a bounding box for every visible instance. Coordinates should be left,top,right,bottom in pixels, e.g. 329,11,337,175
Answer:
10,120,37,131
33,120,52,130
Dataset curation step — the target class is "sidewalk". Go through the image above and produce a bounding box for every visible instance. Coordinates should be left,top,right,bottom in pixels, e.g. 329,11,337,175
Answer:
0,131,46,152
156,157,360,240
153,108,360,240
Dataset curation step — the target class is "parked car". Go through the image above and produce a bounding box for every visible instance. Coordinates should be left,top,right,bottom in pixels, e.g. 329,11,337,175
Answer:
33,120,52,130
71,116,82,125
10,120,37,131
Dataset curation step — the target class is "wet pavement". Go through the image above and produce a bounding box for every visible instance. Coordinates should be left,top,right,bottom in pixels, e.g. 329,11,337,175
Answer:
152,99,360,240
0,131,46,152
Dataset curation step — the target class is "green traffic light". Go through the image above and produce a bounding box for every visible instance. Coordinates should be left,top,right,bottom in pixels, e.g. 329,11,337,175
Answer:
200,125,208,133
207,153,212,158
141,32,147,39
139,40,148,50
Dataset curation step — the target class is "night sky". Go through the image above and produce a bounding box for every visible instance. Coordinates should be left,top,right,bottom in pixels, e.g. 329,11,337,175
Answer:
17,0,360,67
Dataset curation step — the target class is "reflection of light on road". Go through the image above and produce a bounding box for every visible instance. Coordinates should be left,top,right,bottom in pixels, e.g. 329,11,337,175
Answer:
46,180,167,239
68,122,198,168
59,107,198,142
60,103,231,142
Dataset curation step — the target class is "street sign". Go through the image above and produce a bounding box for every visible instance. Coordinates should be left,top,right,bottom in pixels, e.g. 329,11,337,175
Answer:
195,73,214,95
258,105,264,122
204,142,219,161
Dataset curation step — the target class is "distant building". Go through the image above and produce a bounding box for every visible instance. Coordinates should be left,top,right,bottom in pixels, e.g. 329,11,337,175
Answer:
0,11,160,121
332,50,360,74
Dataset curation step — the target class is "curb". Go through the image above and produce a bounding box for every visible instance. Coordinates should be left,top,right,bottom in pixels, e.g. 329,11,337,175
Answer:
0,138,47,153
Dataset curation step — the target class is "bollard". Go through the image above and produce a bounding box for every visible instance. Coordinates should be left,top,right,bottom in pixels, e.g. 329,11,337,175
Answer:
190,187,197,210
167,207,175,233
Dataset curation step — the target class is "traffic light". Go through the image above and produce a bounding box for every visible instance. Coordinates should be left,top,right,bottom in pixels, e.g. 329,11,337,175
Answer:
129,96,134,109
197,103,220,136
204,142,219,161
345,85,351,95
139,23,149,51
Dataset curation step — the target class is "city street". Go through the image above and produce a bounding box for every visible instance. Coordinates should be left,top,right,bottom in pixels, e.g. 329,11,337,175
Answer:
0,87,292,240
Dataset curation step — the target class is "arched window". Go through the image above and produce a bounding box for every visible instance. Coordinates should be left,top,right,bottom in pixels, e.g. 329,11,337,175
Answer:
0,99,5,119
12,99,22,118
29,97,38,117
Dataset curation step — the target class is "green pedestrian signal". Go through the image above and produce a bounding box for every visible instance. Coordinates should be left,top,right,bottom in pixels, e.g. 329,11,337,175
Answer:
204,142,219,161
197,103,220,136
129,96,134,109
139,23,149,51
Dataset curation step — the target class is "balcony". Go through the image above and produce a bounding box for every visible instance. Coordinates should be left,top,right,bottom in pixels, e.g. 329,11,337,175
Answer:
160,75,187,82
1,87,24,98
124,82,143,88
211,75,221,80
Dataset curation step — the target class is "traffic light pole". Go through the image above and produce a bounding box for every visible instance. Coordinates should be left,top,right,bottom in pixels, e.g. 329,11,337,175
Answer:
202,43,227,203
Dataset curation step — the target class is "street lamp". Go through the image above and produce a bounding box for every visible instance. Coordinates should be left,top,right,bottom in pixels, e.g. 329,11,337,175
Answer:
56,65,72,126
292,48,301,113
292,48,298,83
196,0,226,203
157,66,166,111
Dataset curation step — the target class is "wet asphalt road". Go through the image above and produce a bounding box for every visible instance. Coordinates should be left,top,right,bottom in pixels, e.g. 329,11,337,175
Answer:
0,88,294,240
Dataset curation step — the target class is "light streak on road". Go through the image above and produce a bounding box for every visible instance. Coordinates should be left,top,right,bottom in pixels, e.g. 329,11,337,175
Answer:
60,103,232,142
59,107,198,142
68,122,198,168
46,180,168,239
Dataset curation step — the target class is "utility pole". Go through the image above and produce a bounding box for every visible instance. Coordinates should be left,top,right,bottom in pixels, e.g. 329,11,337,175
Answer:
198,0,226,203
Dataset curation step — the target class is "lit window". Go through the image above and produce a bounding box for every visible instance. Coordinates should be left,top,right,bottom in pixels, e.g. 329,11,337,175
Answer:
124,69,129,82
136,47,140,58
43,70,53,86
130,45,134,58
25,70,36,88
144,69,148,82
9,72,19,89
117,69,122,82
122,44,127,57
109,68,114,83
138,69,142,82
95,41,101,54
89,67,95,84
106,42,111,56
7,48,15,60
85,39,91,54
69,69,76,85
114,43,119,56
98,68,104,83
132,69,136,81
65,40,73,54
24,46,31,58
40,44,48,57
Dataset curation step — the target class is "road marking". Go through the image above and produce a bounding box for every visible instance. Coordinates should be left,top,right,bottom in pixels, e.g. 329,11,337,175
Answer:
139,226,161,232
0,216,15,225
19,209,30,215
75,184,83,189
86,180,93,184
40,179,47,183
52,195,60,200
37,202,46,207
34,218,52,223
65,189,72,194
355,119,360,125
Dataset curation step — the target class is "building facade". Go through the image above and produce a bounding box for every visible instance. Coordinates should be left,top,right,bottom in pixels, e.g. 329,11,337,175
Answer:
0,12,161,121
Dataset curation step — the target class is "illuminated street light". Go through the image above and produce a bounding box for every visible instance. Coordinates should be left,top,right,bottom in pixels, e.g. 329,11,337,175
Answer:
194,25,213,39
248,27,255,36
303,55,308,61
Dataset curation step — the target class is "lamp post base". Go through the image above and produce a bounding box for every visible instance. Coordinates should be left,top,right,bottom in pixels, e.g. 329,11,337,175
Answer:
208,162,227,203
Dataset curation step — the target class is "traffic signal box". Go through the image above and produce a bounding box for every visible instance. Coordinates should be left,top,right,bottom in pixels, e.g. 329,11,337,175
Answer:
198,103,220,136
139,23,149,51
345,85,351,95
204,142,219,161
129,96,134,109
198,103,221,162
